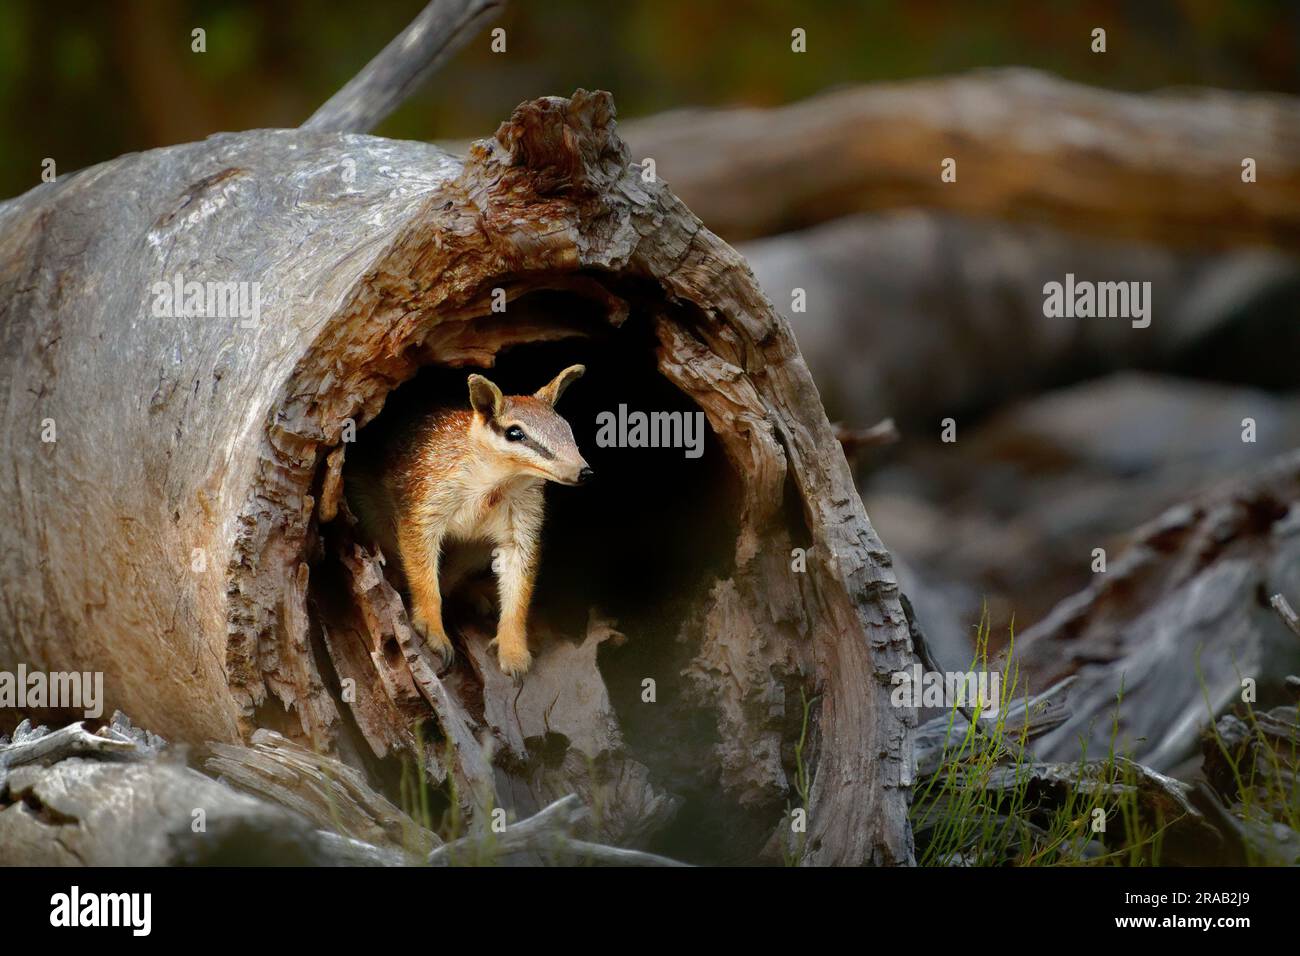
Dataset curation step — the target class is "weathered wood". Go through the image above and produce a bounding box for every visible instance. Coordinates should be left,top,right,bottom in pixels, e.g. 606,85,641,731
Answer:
738,211,1300,430
458,612,680,848
427,793,689,866
1015,450,1300,771
1271,593,1300,638
0,714,421,865
1198,695,1300,865
206,728,440,855
0,717,137,785
912,685,1229,865
0,90,914,864
976,758,1222,865
615,69,1300,247
302,0,505,134
912,675,1076,778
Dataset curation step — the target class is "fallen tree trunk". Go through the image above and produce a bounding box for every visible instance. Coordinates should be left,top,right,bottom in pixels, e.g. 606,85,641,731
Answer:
0,714,412,866
1014,450,1300,771
614,69,1300,248
0,90,915,864
2,714,679,866
738,211,1300,429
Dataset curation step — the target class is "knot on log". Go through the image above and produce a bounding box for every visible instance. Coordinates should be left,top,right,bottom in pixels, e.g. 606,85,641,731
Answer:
480,89,628,198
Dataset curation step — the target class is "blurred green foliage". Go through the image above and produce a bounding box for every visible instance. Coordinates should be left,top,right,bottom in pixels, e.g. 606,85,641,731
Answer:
1,0,1296,200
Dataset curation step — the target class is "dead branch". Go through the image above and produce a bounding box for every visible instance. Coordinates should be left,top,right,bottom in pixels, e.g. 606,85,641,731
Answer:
427,793,689,866
302,0,505,134
1270,593,1300,638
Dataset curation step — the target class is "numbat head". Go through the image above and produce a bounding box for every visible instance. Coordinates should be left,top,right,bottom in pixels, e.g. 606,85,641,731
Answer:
346,363,591,681
466,365,592,487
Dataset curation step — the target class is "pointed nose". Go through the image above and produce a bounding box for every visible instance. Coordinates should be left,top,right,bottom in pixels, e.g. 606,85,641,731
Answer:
577,466,595,485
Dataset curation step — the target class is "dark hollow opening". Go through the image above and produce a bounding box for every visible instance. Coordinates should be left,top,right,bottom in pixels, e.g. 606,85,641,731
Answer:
316,287,760,861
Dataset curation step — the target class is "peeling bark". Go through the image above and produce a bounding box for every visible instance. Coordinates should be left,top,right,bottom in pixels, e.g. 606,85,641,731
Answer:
0,90,915,864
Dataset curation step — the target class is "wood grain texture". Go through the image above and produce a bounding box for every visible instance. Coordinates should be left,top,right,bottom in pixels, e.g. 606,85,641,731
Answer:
1016,450,1300,771
616,68,1300,247
0,90,915,864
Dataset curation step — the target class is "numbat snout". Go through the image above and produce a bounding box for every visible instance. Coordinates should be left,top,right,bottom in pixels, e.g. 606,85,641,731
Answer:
346,365,591,677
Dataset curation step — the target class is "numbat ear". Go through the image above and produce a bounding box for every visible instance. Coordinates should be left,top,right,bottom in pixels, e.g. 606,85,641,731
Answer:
467,374,504,419
534,364,585,407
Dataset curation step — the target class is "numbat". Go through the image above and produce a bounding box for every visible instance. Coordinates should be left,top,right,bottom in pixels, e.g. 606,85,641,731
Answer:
346,366,592,677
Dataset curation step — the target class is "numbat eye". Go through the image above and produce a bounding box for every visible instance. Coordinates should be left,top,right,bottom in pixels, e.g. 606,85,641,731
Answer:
505,426,525,442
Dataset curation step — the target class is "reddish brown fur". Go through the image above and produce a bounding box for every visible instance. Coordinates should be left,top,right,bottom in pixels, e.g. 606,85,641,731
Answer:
345,366,588,677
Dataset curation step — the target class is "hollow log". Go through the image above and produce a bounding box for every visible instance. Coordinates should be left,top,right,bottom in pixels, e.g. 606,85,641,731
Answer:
0,90,915,864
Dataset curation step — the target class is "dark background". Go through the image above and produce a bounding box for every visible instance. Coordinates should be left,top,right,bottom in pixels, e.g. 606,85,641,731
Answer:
3,0,1298,201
